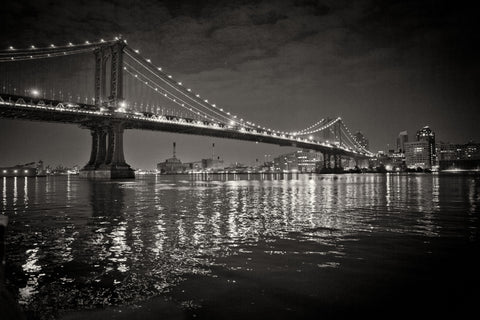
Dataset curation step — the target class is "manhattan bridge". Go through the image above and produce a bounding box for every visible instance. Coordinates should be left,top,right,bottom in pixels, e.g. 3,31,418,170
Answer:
0,37,372,178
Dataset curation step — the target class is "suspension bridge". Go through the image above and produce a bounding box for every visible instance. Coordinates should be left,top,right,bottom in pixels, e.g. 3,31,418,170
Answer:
0,37,372,178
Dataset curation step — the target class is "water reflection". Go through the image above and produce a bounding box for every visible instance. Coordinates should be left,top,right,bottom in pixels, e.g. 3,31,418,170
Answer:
1,173,479,319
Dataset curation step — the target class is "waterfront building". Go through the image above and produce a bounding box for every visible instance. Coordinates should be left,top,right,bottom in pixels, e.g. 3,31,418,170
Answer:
405,141,431,169
436,142,457,161
396,131,408,153
273,150,321,172
437,141,480,171
201,157,224,170
157,142,185,174
184,161,203,172
416,126,436,166
354,131,369,150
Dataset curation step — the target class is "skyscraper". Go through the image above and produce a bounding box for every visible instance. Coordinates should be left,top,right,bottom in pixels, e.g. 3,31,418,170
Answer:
396,131,408,153
416,126,436,166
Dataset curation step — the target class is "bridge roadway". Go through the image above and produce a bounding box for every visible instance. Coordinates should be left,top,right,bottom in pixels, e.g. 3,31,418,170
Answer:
0,94,369,159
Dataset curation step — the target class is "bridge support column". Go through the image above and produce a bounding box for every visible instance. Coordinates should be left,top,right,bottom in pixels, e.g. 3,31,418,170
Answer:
80,122,134,179
84,129,99,169
94,128,108,167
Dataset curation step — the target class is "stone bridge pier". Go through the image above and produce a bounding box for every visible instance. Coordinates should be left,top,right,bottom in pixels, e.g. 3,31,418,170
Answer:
80,121,134,179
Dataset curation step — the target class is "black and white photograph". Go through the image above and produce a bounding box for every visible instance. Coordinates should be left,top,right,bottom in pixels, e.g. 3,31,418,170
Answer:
0,0,479,319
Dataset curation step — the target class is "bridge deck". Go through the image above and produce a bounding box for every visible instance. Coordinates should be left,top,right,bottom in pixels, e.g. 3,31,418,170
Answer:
0,94,369,159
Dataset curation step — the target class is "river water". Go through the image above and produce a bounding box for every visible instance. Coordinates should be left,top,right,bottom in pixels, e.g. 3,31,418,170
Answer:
1,173,479,319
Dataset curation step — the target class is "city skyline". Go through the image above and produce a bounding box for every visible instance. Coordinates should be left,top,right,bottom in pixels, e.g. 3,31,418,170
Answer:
1,0,479,169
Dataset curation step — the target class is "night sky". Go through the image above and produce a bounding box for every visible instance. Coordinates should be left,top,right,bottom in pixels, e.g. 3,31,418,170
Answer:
1,0,479,169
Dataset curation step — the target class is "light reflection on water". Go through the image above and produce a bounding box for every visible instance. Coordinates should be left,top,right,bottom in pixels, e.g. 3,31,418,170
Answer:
0,173,479,318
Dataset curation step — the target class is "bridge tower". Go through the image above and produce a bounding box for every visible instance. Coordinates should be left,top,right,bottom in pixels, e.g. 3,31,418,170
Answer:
80,39,134,179
94,40,125,109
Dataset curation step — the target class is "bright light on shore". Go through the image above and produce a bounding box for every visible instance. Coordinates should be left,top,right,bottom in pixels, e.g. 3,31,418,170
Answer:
31,89,40,97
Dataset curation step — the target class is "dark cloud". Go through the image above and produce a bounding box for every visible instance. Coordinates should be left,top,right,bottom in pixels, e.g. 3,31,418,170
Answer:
1,0,479,168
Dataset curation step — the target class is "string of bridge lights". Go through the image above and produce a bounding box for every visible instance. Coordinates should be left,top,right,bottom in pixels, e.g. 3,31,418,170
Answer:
123,64,229,124
295,117,342,136
1,38,118,54
292,119,326,135
0,38,120,62
0,48,98,62
123,60,240,125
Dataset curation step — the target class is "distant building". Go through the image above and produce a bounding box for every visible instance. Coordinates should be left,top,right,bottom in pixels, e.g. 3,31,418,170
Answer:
183,161,203,172
157,142,185,174
436,142,457,161
199,143,225,171
405,141,431,169
396,131,408,153
354,131,369,151
201,157,224,170
416,126,436,166
437,141,480,171
273,150,321,172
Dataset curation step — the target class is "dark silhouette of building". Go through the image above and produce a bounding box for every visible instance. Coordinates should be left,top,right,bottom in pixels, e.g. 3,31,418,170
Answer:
416,126,436,165
157,142,184,174
354,131,369,151
396,131,408,153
